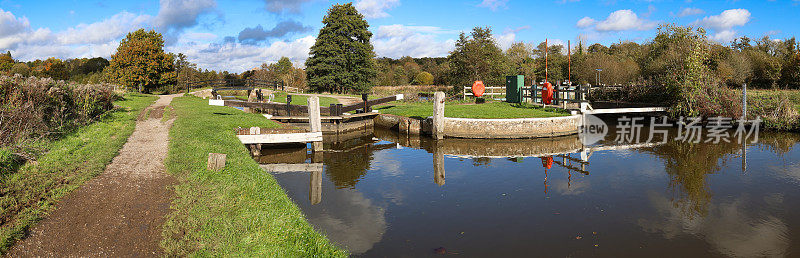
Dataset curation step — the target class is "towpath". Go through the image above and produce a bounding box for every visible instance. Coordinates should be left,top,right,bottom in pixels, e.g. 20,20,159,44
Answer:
8,94,180,257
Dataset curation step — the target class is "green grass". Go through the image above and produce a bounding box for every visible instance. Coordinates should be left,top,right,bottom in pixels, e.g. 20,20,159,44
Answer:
161,96,346,257
750,89,800,109
0,93,157,253
231,91,340,107
270,92,339,107
376,101,570,119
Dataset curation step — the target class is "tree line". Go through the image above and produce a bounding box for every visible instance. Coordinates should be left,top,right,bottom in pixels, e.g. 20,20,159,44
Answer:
2,2,799,95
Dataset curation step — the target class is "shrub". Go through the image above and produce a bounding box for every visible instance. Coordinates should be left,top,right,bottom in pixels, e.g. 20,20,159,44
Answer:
413,71,434,85
0,75,117,154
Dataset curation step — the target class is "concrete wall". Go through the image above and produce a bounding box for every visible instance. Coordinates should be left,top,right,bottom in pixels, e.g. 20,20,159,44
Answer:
375,114,581,139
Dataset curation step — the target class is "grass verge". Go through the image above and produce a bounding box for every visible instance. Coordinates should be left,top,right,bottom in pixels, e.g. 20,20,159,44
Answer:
270,92,339,107
0,93,157,253
376,101,570,119
161,96,346,256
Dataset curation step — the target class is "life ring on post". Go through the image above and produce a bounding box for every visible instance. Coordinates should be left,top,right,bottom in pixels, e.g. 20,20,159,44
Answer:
541,82,554,105
541,156,553,170
471,81,485,97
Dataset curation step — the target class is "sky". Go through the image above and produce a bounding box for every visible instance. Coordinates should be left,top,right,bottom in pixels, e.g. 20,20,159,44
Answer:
1,0,800,73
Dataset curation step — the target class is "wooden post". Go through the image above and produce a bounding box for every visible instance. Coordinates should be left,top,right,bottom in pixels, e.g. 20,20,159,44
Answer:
329,103,337,116
207,153,226,171
286,94,292,116
310,170,322,205
433,141,445,186
362,93,371,113
308,96,323,152
742,83,747,119
433,92,445,140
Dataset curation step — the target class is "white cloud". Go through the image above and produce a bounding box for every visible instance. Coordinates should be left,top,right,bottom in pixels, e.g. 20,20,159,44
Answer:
695,9,751,43
168,36,316,72
696,9,750,31
496,26,530,50
0,8,29,37
372,24,456,58
153,0,217,43
59,11,152,45
595,10,657,31
576,17,596,28
355,0,400,19
710,30,737,43
677,7,704,17
262,0,312,14
477,0,508,11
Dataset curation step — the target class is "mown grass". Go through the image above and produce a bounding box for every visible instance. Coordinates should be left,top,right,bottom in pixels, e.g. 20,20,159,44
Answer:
269,92,339,107
161,96,346,257
0,93,157,253
376,101,570,119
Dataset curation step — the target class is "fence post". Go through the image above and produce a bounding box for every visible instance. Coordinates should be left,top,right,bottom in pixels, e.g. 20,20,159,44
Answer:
286,94,292,116
742,83,747,119
433,92,445,140
362,93,371,113
308,96,323,152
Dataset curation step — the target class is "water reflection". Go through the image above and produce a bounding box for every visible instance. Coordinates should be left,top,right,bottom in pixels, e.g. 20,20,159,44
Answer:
253,124,800,256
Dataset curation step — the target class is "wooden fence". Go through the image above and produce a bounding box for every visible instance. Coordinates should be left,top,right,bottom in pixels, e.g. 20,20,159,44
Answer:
217,93,404,116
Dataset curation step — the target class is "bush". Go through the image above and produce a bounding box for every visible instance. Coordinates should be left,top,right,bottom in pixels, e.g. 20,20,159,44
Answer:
0,75,118,153
413,71,434,85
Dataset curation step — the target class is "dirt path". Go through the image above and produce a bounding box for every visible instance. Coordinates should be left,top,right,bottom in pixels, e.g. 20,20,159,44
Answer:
8,94,181,257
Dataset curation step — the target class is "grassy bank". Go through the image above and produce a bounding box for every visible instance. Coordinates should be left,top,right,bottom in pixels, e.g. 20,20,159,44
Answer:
376,101,570,119
161,96,346,256
270,92,339,107
0,93,157,253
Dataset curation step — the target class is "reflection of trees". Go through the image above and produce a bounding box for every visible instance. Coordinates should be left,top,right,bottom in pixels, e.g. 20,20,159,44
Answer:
471,157,492,167
643,140,741,218
323,135,376,189
757,132,800,156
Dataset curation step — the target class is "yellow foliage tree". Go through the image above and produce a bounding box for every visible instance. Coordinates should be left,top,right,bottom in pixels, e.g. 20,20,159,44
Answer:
110,29,176,93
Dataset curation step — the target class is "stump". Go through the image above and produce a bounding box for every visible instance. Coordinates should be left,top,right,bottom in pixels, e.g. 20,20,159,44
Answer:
207,153,227,171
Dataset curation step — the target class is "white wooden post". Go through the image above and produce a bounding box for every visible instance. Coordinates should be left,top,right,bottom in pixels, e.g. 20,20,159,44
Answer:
742,83,747,119
308,96,323,152
433,92,445,140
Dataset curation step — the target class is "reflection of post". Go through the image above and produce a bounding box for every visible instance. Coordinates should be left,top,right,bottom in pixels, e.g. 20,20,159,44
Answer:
433,141,445,186
308,96,324,152
433,92,445,140
741,140,747,173
310,170,322,205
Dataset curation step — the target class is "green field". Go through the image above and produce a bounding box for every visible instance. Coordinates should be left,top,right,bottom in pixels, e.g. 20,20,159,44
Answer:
376,101,570,119
269,92,339,107
161,96,346,256
0,94,157,253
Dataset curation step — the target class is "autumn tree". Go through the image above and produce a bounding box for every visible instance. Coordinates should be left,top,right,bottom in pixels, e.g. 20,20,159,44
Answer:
305,3,376,93
110,29,176,93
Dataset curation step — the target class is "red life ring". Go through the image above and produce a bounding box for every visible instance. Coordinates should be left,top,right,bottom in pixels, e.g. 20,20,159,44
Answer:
472,81,485,97
541,82,554,104
541,156,553,170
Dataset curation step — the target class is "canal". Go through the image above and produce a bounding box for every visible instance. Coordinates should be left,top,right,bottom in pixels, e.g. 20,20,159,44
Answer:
257,124,800,257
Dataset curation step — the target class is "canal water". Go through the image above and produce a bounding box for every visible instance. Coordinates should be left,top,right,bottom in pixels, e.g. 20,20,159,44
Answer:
257,124,800,257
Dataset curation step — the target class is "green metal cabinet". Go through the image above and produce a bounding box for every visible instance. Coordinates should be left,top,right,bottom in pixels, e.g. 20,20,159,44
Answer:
505,75,524,103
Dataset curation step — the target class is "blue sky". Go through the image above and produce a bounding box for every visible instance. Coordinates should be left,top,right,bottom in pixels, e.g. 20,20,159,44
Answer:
1,0,799,72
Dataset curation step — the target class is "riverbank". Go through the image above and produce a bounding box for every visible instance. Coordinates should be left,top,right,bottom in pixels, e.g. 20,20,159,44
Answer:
376,101,569,119
0,93,157,253
161,95,346,256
